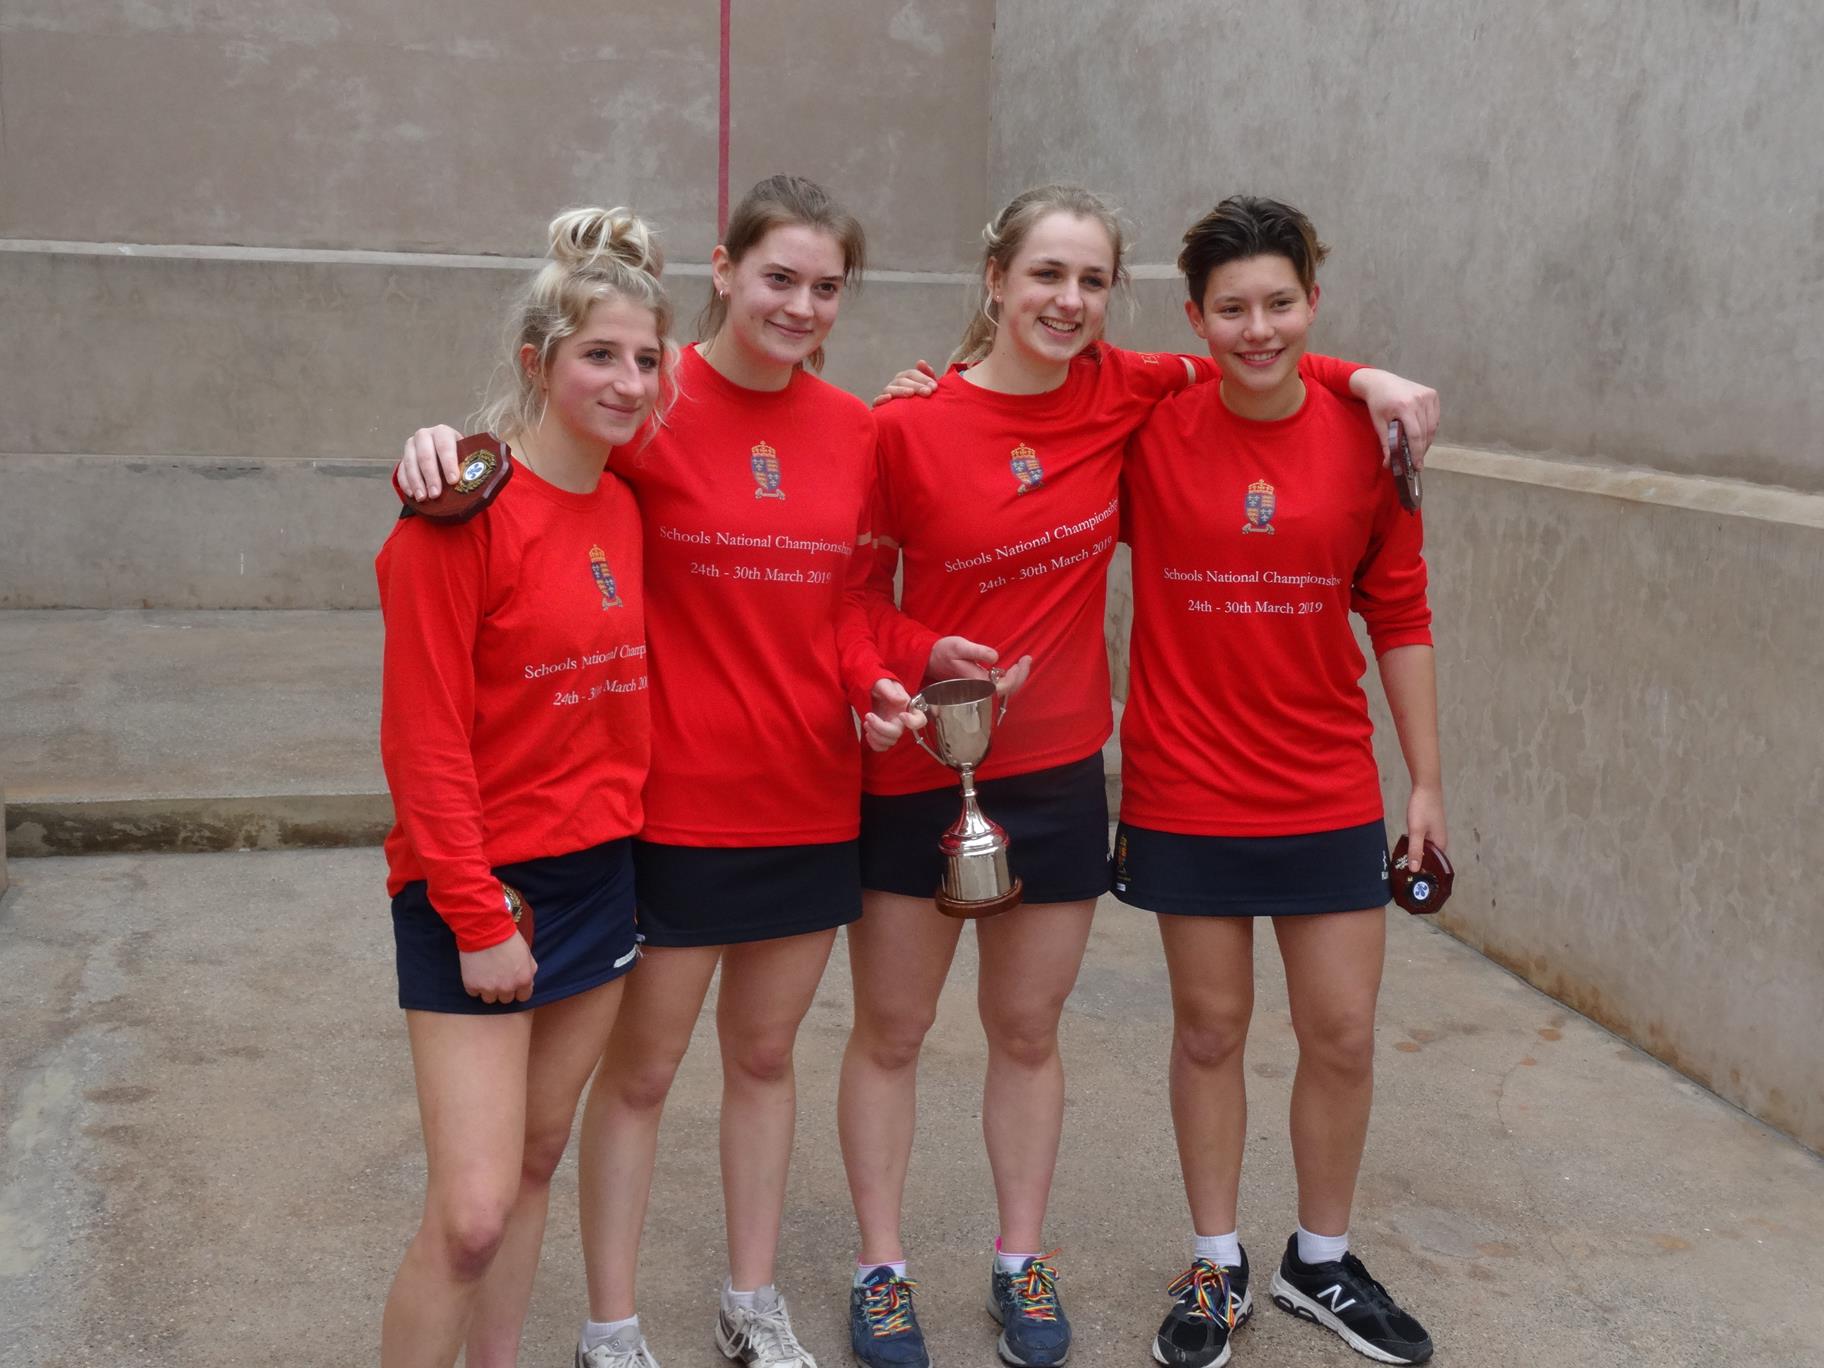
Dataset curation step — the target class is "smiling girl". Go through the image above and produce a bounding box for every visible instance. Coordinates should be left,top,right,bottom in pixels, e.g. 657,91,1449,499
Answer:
397,176,918,1368
843,185,1436,1368
377,207,668,1368
1119,196,1443,1368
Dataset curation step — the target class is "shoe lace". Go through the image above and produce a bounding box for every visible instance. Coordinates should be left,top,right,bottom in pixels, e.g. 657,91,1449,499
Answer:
1010,1252,1062,1323
582,1336,657,1368
739,1299,812,1366
1339,1254,1401,1317
1165,1259,1235,1329
859,1275,919,1337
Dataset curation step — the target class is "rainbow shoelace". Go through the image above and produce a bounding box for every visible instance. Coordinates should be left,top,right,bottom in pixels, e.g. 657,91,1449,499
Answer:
1009,1254,1063,1322
860,1275,919,1337
1166,1259,1236,1328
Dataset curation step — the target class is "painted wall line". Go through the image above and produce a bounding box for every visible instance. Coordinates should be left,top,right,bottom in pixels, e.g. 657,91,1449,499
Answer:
0,239,979,283
718,0,732,239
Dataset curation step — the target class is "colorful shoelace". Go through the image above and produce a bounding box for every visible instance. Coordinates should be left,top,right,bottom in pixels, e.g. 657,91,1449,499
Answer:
1166,1259,1235,1328
859,1275,920,1337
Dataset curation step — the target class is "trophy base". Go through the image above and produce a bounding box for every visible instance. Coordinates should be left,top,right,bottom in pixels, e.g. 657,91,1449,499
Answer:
935,877,1024,920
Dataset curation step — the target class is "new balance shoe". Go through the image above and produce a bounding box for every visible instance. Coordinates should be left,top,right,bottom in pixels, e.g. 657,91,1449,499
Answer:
851,1267,930,1368
988,1252,1071,1367
578,1324,662,1368
1152,1249,1252,1368
717,1286,820,1368
1268,1235,1432,1364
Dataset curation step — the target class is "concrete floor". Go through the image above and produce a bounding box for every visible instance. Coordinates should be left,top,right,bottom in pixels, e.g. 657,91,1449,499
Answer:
2,850,1820,1368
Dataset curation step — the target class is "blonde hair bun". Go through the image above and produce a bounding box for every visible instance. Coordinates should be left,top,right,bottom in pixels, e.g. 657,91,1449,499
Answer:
547,206,664,277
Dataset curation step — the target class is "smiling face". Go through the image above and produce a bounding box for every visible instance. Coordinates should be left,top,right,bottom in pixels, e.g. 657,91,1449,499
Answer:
525,294,663,449
711,222,847,372
1186,253,1318,417
987,210,1115,370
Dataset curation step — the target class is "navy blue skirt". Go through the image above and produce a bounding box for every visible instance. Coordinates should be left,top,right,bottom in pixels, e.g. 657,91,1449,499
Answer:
392,839,640,1014
860,752,1111,905
632,838,862,947
1111,820,1390,917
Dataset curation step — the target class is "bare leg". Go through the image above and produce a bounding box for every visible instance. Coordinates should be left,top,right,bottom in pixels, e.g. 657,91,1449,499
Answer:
837,891,965,1264
1156,914,1256,1238
1273,908,1386,1236
465,978,628,1368
715,928,839,1289
974,899,1096,1252
577,945,722,1320
380,1010,532,1368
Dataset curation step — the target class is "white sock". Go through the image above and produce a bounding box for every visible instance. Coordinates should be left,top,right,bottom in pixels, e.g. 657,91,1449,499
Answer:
722,1279,773,1311
1296,1225,1349,1265
995,1243,1037,1274
1192,1230,1242,1269
856,1259,909,1285
581,1314,638,1350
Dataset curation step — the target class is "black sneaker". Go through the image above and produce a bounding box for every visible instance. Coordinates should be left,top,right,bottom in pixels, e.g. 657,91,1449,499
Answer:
988,1252,1071,1366
1152,1249,1252,1368
851,1267,930,1368
1268,1235,1432,1364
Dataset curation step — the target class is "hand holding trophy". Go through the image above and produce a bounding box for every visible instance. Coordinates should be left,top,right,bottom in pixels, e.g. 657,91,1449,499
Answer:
909,670,1024,919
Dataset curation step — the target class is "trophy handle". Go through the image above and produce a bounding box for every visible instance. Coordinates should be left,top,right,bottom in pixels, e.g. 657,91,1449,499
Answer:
989,666,1010,724
909,695,945,765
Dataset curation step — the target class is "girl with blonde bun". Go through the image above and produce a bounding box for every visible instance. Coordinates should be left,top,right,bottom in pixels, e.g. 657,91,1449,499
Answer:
377,206,671,1368
395,176,919,1368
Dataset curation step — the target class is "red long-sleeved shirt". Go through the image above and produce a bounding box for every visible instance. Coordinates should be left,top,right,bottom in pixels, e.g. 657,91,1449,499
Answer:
617,345,894,844
378,466,650,950
1119,379,1431,835
862,345,1363,796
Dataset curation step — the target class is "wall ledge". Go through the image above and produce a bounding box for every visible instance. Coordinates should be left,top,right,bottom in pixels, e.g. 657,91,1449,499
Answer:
1429,444,1824,530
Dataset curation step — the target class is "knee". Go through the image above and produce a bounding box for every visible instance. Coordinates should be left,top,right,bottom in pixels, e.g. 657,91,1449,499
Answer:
1173,1007,1251,1071
1295,1012,1377,1077
429,1192,513,1282
725,1033,796,1087
609,1055,684,1113
519,1123,573,1186
985,1010,1061,1071
851,1010,935,1073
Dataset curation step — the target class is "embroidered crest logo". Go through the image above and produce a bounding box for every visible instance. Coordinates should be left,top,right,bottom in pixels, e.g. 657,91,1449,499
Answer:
1243,478,1277,534
751,440,786,500
1010,441,1044,495
1137,352,1160,365
588,544,623,609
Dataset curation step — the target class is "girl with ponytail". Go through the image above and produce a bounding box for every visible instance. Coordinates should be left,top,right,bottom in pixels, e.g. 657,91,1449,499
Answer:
376,206,671,1368
394,176,920,1368
842,184,1439,1368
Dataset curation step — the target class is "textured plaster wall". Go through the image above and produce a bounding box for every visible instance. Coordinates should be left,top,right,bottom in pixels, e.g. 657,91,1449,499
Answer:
989,0,1824,492
1367,471,1824,1152
0,1,723,258
993,1,1824,1146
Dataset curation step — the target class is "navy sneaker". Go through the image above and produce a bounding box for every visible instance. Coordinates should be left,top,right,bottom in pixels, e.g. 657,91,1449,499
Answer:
1152,1249,1252,1368
988,1252,1071,1367
851,1267,929,1368
1268,1235,1432,1364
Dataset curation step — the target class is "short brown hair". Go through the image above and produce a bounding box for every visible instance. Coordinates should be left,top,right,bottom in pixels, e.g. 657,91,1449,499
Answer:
696,175,866,373
1178,196,1328,306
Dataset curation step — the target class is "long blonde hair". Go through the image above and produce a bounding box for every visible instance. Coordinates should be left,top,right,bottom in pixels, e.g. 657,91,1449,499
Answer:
951,184,1131,367
474,206,678,438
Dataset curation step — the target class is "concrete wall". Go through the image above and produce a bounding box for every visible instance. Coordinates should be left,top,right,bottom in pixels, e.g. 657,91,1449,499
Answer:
998,2,1824,1147
0,0,991,607
990,0,1824,492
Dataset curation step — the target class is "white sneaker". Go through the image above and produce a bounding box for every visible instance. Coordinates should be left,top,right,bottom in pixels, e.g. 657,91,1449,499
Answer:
716,1287,819,1368
578,1324,661,1368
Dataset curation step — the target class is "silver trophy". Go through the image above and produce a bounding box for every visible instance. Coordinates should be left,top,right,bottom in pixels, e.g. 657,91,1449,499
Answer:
910,673,1023,919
